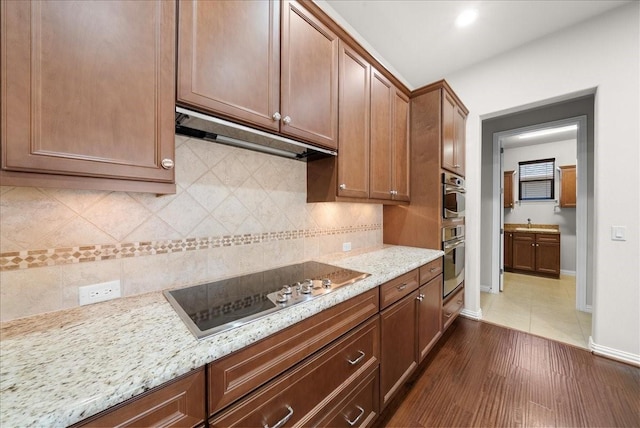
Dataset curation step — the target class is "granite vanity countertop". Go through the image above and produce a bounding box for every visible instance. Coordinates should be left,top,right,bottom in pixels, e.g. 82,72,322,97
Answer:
0,245,443,427
504,223,560,234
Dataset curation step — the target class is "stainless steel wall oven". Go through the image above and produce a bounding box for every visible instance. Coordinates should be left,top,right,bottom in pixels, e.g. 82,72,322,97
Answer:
442,172,465,218
442,224,465,299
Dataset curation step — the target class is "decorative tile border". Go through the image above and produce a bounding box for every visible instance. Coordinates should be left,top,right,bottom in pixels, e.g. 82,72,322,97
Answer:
0,224,381,271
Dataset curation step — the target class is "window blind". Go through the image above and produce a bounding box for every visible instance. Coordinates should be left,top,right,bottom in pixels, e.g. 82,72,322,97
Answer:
519,158,555,200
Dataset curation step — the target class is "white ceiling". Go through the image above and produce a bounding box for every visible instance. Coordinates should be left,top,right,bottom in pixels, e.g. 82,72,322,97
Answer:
319,0,630,90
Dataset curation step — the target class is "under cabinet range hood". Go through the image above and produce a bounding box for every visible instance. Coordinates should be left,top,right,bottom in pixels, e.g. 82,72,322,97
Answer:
175,107,336,161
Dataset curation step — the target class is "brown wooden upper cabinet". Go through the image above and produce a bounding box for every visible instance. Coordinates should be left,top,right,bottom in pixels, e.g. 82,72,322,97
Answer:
336,41,370,199
307,58,409,203
177,0,338,150
442,88,467,176
504,170,515,208
559,165,577,208
370,69,410,202
1,0,176,194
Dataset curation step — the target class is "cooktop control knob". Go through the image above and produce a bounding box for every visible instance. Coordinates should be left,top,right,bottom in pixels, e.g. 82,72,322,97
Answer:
322,279,332,288
300,283,312,294
281,285,292,295
275,292,287,303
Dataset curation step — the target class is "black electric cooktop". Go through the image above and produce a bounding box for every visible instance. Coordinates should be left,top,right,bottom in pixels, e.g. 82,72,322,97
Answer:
164,261,370,339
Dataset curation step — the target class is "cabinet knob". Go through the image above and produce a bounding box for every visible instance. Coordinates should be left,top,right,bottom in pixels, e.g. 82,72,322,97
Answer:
282,115,291,125
272,112,282,121
390,190,398,195
339,183,347,190
161,158,174,170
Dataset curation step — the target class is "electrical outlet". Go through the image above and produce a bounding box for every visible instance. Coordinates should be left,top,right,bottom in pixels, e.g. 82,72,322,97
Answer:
342,242,352,252
79,280,121,306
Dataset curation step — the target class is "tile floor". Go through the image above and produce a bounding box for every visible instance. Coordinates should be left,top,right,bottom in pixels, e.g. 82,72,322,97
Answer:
481,272,592,349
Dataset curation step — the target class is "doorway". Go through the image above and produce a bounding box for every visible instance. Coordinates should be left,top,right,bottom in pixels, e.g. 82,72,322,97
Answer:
493,117,586,307
479,94,595,346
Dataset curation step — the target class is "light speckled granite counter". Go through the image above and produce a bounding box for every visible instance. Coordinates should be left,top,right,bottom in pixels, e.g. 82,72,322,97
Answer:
0,245,442,427
504,223,560,234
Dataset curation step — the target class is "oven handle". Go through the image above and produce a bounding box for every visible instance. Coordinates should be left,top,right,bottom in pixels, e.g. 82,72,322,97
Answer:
444,184,466,193
443,238,465,251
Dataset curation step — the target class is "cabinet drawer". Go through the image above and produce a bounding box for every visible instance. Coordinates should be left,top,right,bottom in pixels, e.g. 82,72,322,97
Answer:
316,370,378,428
537,233,560,243
419,258,443,285
208,289,378,414
379,269,419,310
76,368,205,428
209,316,380,427
442,287,464,331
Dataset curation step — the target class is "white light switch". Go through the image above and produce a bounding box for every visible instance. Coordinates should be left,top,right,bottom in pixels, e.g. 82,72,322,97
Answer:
611,226,626,241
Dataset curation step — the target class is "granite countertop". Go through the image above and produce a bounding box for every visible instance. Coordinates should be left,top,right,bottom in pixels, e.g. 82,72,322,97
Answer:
0,245,443,427
504,223,560,234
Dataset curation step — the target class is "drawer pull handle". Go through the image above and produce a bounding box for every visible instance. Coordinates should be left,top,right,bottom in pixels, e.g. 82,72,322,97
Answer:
429,267,437,272
344,405,365,426
444,312,453,318
396,283,407,291
347,350,366,365
264,405,293,428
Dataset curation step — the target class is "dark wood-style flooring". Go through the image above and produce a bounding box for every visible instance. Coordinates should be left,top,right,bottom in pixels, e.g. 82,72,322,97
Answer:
375,318,640,427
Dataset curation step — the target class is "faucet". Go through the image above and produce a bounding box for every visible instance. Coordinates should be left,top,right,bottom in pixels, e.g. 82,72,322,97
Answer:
527,218,531,228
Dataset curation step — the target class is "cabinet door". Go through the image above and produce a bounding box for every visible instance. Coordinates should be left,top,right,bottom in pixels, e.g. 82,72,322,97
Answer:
536,234,561,276
453,104,466,176
441,89,465,176
559,165,577,208
441,90,457,173
392,90,410,201
380,290,418,409
369,68,394,200
281,0,338,149
512,233,535,271
337,41,370,199
177,0,280,131
1,0,175,183
504,171,515,208
417,276,442,362
504,232,513,269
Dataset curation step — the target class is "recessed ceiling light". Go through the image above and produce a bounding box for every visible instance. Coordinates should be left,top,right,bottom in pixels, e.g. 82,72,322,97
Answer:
518,124,578,139
455,9,478,28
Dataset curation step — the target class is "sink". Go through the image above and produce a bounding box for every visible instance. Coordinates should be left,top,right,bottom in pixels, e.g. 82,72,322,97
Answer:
514,227,558,233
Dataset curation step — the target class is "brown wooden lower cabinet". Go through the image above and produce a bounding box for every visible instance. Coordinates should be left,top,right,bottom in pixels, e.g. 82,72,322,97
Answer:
510,232,560,278
74,368,205,428
442,287,464,331
74,261,456,428
417,275,443,362
209,316,380,427
504,232,513,270
315,369,379,428
380,290,419,410
207,288,379,415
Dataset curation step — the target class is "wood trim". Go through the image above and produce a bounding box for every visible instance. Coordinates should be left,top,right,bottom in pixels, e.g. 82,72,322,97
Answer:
0,169,176,194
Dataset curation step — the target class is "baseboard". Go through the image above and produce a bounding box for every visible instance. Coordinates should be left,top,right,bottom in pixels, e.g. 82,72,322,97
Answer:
589,337,640,367
460,307,482,320
560,269,576,276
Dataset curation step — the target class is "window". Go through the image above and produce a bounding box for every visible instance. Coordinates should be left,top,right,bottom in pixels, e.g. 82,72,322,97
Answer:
519,158,555,200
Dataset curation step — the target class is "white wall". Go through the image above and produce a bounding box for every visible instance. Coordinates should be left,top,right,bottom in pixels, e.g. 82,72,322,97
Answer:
503,139,577,273
447,2,640,362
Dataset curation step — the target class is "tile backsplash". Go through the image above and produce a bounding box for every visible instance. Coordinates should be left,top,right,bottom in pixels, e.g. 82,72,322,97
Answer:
0,136,382,322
